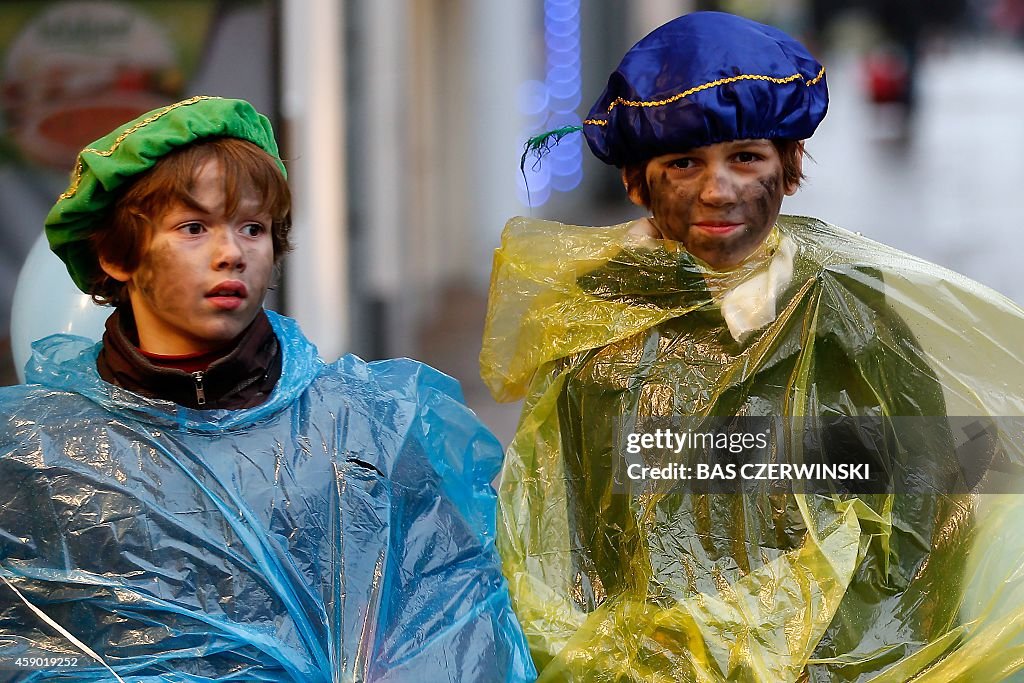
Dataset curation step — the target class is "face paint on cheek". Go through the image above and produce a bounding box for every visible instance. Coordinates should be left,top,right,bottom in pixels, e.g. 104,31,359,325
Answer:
648,169,698,242
648,170,669,212
132,264,157,300
758,174,780,200
749,174,783,231
132,243,187,305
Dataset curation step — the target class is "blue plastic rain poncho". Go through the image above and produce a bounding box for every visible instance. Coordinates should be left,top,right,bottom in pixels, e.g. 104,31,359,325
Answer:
0,311,536,682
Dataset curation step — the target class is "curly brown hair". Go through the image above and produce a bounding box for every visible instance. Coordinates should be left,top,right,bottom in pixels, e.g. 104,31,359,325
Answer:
90,137,292,306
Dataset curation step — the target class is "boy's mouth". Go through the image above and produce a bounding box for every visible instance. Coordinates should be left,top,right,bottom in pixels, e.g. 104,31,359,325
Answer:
206,281,248,310
693,222,743,235
206,281,249,298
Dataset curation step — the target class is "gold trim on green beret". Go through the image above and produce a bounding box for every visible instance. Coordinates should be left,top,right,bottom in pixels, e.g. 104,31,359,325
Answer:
45,95,286,294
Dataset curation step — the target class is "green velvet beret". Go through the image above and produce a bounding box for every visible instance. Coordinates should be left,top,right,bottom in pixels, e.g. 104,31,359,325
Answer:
44,95,286,293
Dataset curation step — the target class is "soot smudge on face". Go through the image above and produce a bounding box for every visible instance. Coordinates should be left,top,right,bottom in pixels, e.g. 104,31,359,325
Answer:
642,142,789,269
749,175,782,237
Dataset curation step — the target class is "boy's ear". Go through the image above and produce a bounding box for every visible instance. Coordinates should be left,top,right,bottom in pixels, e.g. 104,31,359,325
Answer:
99,255,132,283
622,169,646,207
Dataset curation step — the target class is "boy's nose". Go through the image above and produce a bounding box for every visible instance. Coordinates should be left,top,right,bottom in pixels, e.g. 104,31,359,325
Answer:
698,167,738,207
213,230,246,271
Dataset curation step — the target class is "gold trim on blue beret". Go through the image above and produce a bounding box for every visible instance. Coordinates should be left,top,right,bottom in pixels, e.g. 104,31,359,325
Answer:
583,12,829,166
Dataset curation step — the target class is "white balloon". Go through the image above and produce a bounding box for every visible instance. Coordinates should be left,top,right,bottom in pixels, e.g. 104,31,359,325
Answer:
11,231,108,382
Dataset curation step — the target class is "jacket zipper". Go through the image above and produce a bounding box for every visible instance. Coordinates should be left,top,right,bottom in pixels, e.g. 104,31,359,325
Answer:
191,371,207,406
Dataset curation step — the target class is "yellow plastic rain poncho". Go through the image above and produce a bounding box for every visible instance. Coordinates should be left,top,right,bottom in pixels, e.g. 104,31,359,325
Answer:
481,215,1024,682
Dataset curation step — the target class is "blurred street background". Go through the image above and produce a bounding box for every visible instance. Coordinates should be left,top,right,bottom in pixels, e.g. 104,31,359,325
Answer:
2,0,1023,445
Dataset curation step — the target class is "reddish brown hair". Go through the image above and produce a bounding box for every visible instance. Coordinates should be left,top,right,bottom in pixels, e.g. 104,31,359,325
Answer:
623,139,806,209
90,137,292,306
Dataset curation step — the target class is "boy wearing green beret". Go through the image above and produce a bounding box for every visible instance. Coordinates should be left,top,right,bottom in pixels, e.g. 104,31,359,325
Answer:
56,100,290,407
482,12,1024,682
0,96,534,681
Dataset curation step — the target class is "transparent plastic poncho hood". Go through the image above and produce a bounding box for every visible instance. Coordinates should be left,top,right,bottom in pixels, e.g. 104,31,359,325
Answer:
0,311,535,682
481,216,1024,682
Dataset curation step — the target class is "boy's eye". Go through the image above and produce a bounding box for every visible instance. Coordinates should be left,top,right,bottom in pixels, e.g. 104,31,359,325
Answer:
668,158,695,169
242,223,266,237
734,151,762,163
180,222,205,235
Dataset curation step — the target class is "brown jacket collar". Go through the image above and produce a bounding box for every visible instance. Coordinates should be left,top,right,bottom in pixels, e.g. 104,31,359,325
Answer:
96,308,282,410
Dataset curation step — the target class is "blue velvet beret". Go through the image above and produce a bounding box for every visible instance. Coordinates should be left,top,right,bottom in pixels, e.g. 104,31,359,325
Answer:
583,12,828,167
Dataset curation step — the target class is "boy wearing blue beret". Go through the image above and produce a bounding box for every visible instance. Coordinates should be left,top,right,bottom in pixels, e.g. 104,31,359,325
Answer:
0,96,535,681
483,12,1024,682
